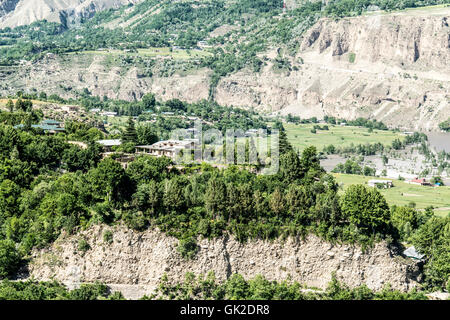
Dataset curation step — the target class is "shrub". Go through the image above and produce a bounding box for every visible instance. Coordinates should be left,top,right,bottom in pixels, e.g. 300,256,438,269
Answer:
177,237,199,260
349,52,356,63
0,240,21,278
78,238,90,253
103,230,113,244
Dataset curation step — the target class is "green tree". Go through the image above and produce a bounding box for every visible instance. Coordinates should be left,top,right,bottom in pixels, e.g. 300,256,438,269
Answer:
269,188,286,217
341,185,390,233
438,118,450,132
299,146,324,183
132,181,161,215
273,121,293,155
6,99,14,112
225,274,249,300
141,93,156,110
163,177,186,212
204,176,227,219
127,156,172,184
0,240,21,278
279,150,302,183
137,125,158,145
391,206,417,230
89,158,129,203
0,179,21,222
122,117,137,144
39,92,47,101
285,184,310,221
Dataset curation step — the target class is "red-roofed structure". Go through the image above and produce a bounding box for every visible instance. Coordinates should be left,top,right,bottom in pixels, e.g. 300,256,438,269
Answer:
410,178,432,186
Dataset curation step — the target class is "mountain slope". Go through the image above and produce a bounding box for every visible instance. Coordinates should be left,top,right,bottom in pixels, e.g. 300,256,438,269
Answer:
0,0,142,28
0,1,448,131
215,7,450,131
1,6,447,131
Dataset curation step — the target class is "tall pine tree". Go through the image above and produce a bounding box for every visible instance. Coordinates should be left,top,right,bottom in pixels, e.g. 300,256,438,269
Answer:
122,117,137,144
273,121,293,155
6,99,14,112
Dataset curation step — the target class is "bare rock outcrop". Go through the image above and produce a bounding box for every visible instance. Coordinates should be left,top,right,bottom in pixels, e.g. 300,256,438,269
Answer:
0,0,143,28
28,225,421,299
215,8,450,131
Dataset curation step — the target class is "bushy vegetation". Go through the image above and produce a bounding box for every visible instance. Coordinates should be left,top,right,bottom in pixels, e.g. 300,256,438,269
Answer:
332,159,376,176
324,116,388,131
145,272,428,300
0,280,124,300
439,118,450,132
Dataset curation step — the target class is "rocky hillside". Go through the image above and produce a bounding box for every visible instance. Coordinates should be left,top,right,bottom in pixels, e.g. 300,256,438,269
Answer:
0,6,448,131
27,224,421,299
0,0,142,28
216,7,450,131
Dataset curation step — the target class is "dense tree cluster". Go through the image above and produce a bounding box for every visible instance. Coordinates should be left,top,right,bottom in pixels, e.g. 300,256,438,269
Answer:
332,159,376,176
0,97,447,292
146,272,428,300
0,108,448,289
0,280,124,300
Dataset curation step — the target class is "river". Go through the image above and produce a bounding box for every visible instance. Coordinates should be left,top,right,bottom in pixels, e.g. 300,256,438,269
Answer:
427,132,450,153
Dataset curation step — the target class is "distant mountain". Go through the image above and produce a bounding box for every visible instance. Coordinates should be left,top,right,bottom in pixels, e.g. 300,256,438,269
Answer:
0,0,143,28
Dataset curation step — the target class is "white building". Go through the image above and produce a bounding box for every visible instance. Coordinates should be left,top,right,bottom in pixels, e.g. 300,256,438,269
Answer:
99,111,118,117
135,140,196,159
61,105,79,113
97,139,122,152
368,179,394,188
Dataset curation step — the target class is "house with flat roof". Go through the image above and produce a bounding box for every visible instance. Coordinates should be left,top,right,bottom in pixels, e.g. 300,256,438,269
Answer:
96,139,122,152
135,140,196,159
99,111,118,117
14,119,65,134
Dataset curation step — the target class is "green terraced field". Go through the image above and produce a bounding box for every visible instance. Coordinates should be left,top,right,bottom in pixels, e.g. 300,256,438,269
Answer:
333,173,450,217
284,123,404,152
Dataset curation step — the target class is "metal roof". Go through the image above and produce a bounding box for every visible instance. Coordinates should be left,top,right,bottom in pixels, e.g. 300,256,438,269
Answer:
97,139,122,146
403,246,425,260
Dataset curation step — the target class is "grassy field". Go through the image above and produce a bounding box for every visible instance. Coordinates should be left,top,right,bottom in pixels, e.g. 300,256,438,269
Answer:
284,123,404,152
0,99,54,111
333,173,450,217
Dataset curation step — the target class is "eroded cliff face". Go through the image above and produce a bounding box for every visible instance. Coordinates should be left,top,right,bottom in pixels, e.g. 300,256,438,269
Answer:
28,225,421,299
0,53,212,103
215,9,450,131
